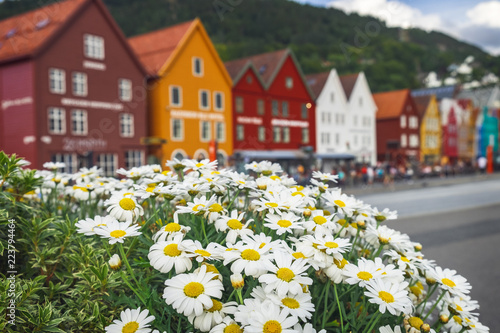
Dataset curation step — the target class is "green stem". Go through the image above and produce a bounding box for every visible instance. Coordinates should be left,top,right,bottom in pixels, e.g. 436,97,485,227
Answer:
118,243,140,287
423,289,447,321
416,284,438,313
227,189,241,211
371,244,384,259
348,228,360,260
334,283,345,333
363,312,382,333
236,289,244,305
119,271,147,307
322,282,331,329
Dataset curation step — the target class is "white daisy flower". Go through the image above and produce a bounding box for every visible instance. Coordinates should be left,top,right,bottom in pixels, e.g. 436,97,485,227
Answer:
176,195,217,215
302,210,336,237
75,215,116,235
373,207,398,222
165,158,186,172
430,266,471,297
208,316,244,333
343,258,384,287
94,220,141,244
153,215,191,242
364,279,412,316
183,240,224,262
222,241,273,278
105,192,144,223
322,188,356,216
105,307,155,333
243,300,298,333
312,170,338,183
163,265,223,317
184,159,218,172
148,234,192,274
293,323,327,333
234,298,264,327
269,291,315,322
43,161,66,170
187,299,238,332
379,325,403,333
324,257,349,283
214,210,254,244
264,211,304,236
255,161,283,175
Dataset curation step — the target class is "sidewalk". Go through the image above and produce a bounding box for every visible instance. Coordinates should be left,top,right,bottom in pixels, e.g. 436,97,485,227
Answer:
342,172,500,197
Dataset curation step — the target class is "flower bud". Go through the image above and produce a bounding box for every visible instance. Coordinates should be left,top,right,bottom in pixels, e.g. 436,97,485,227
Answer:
414,243,423,251
109,254,121,270
426,277,437,285
420,323,431,333
303,209,311,218
231,273,244,289
439,314,449,323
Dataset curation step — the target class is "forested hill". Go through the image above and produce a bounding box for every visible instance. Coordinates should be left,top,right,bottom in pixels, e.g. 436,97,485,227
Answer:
2,0,500,92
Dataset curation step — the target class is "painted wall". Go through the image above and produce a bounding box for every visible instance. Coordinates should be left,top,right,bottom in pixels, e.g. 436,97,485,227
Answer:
420,95,441,163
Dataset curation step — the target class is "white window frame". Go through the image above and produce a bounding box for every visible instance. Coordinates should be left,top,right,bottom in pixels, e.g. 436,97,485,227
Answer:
272,100,279,116
213,91,224,111
125,150,144,169
97,154,117,177
409,134,419,148
71,109,88,136
192,57,204,77
258,126,266,142
409,116,418,129
302,128,310,144
282,101,289,118
169,85,182,107
84,34,105,60
273,126,281,143
236,124,244,141
301,104,308,119
235,96,244,113
48,107,66,134
199,89,210,110
401,134,407,148
49,68,66,94
283,127,290,143
119,113,134,138
171,118,184,141
72,72,87,96
257,99,265,115
200,120,211,142
119,79,132,102
215,122,225,142
400,115,407,128
285,76,293,89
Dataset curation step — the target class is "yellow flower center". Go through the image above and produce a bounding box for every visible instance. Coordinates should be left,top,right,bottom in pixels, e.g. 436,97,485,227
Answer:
207,299,223,312
313,216,327,225
203,263,220,275
410,286,422,296
227,219,243,230
259,242,266,249
456,304,463,311
334,199,346,207
110,230,126,238
73,185,88,192
263,320,282,333
337,219,348,227
379,237,391,244
292,191,305,197
265,202,279,208
262,170,272,176
122,321,139,333
224,324,243,333
281,297,300,309
270,175,281,180
442,278,456,288
400,256,410,263
119,198,136,211
357,271,373,281
195,249,211,257
292,252,306,259
334,258,348,269
184,282,204,298
163,244,181,257
241,249,260,261
164,223,181,232
453,315,462,325
196,163,204,168
378,291,395,303
324,241,338,248
193,204,205,212
276,268,295,282
277,219,292,228
209,203,223,212
409,317,424,329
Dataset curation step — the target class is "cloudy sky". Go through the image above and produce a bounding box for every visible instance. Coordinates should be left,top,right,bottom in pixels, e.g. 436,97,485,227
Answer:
292,0,500,55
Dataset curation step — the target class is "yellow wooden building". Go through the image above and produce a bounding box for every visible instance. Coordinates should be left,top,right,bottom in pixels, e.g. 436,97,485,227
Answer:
129,19,233,166
414,94,441,164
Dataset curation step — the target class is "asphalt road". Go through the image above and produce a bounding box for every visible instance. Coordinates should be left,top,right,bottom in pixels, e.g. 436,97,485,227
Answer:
357,181,500,331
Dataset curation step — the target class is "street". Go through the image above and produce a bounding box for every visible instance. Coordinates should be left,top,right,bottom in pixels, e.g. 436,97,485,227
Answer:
357,179,500,331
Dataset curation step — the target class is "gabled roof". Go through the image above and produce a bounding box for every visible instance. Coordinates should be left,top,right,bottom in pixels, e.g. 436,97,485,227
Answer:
306,71,330,99
373,89,411,120
413,95,432,118
128,20,194,75
339,73,359,100
0,0,87,64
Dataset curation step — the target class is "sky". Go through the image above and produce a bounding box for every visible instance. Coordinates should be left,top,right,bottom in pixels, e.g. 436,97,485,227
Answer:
292,0,500,55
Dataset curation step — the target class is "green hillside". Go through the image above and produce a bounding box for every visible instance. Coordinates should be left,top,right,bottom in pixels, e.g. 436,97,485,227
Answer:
2,0,499,92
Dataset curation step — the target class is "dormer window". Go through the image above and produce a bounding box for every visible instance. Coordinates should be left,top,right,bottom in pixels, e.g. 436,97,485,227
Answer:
84,34,104,60
285,77,293,89
193,57,203,77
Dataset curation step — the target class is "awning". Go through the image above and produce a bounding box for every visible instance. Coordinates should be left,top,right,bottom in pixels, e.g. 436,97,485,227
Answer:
235,150,308,160
316,153,356,160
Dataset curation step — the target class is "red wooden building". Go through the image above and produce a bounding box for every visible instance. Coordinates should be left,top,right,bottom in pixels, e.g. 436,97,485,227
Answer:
441,105,458,162
373,89,420,164
0,0,147,175
224,49,316,167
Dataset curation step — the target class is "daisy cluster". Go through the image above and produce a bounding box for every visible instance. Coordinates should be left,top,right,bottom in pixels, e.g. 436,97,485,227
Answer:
12,158,488,333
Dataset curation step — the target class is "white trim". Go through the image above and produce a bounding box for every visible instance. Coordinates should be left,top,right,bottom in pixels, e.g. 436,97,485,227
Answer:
71,109,88,136
200,120,211,142
192,57,204,77
236,124,245,141
118,78,132,102
193,149,209,161
213,91,224,111
119,113,134,138
199,89,210,111
84,34,105,60
169,85,182,107
215,121,226,143
170,118,184,141
49,68,66,94
72,72,87,97
48,107,66,134
171,149,188,160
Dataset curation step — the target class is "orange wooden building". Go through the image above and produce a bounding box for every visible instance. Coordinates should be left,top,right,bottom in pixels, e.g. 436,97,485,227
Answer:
129,19,233,166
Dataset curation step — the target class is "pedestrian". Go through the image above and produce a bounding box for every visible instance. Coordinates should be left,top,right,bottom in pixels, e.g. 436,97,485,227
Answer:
477,156,487,175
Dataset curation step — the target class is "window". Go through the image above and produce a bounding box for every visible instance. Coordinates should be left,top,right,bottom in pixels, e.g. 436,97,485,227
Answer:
193,57,203,76
236,96,244,113
330,92,334,103
170,86,182,107
72,72,87,96
400,115,407,128
282,101,289,117
272,100,279,116
409,134,419,148
49,68,66,94
84,34,104,60
283,127,290,143
199,90,210,110
273,127,281,143
48,107,66,134
302,128,309,144
171,119,183,141
97,154,117,177
236,125,244,141
341,114,345,125
200,121,211,141
215,122,225,142
335,114,340,125
120,113,134,137
52,154,77,174
214,92,224,111
401,134,407,148
301,104,308,119
119,79,132,102
335,133,340,145
409,116,418,129
71,109,87,135
285,77,293,89
125,150,144,168
258,126,266,142
327,113,331,124
257,99,265,115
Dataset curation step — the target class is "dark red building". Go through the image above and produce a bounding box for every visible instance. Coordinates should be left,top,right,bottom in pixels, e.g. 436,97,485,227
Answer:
442,106,458,161
0,0,147,175
225,49,316,167
373,89,420,164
